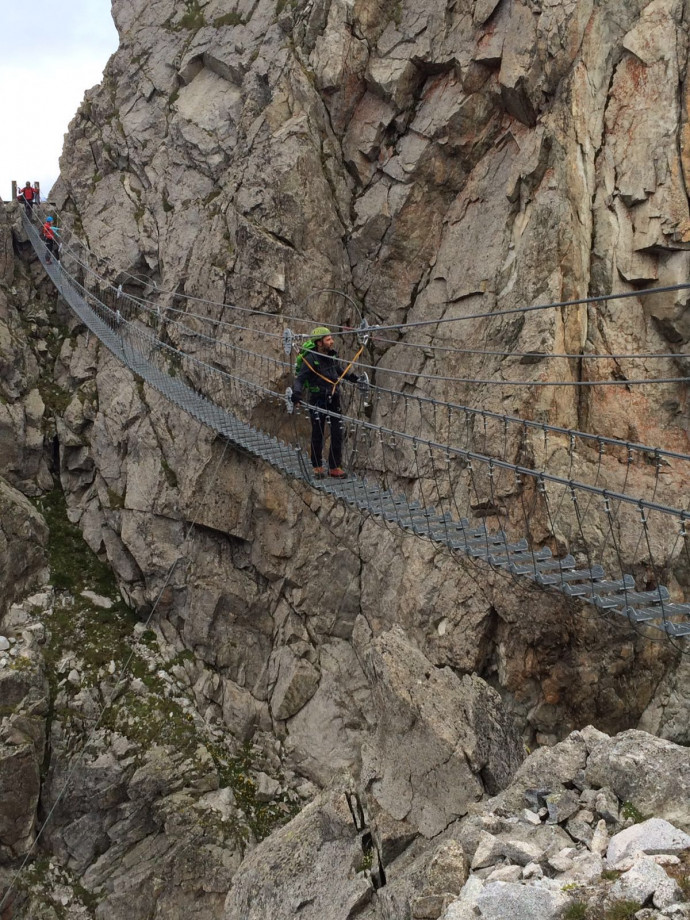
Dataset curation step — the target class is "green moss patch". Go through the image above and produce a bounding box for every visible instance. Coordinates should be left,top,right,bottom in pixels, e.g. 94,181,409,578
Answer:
214,12,243,26
620,801,648,824
208,740,300,842
34,489,127,598
17,856,102,917
176,0,205,30
99,691,198,754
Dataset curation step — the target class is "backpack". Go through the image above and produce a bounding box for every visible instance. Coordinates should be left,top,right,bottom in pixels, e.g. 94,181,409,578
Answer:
295,339,316,375
295,340,321,393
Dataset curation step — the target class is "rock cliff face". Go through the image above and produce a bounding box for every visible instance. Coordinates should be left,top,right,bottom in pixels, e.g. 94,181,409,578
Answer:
48,0,690,749
2,0,690,916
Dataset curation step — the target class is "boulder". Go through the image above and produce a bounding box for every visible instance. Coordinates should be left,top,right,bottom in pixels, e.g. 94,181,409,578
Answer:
426,840,469,895
608,856,681,907
222,789,372,920
607,818,690,867
474,881,569,920
586,732,690,833
358,627,524,838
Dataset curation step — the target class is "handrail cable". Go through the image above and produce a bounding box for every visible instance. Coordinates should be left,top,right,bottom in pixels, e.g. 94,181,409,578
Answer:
36,204,690,340
367,329,689,361
65,253,690,390
69,288,690,519
79,270,690,466
49,246,690,467
369,382,690,464
116,284,690,389
322,283,690,338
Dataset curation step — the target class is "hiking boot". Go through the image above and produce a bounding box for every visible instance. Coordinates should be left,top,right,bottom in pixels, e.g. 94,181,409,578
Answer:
329,467,348,479
312,466,327,479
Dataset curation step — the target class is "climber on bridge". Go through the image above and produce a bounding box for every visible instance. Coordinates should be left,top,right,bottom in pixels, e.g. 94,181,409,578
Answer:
17,181,36,215
292,326,361,479
41,216,59,264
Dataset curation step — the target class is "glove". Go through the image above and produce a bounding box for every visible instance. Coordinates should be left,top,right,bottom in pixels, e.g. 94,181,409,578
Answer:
291,392,301,406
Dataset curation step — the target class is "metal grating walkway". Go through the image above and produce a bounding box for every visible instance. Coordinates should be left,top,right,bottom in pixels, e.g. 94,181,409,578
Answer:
25,216,690,639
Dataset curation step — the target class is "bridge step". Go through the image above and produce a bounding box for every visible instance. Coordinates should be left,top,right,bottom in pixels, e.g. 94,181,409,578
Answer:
561,577,631,598
534,563,603,585
620,604,690,638
593,586,670,610
465,538,530,559
490,546,554,569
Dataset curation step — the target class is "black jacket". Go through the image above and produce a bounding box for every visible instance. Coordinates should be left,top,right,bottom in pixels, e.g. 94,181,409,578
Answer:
293,348,358,404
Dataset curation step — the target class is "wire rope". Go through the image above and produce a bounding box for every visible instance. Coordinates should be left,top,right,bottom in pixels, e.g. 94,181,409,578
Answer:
26,235,690,496
34,203,690,352
368,382,690,465
367,329,690,361
325,282,690,338
366,366,690,387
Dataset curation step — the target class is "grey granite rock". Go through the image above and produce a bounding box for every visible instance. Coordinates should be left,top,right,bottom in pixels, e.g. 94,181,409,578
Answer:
607,819,690,867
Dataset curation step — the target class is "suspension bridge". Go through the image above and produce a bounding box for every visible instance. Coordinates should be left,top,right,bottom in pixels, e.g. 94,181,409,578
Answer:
22,210,690,642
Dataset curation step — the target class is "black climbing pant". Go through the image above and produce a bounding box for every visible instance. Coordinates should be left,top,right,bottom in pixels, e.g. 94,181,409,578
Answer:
309,395,344,470
45,238,58,261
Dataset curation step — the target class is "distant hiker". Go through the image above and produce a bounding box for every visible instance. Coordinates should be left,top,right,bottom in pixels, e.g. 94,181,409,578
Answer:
292,326,361,479
18,181,36,215
41,216,59,263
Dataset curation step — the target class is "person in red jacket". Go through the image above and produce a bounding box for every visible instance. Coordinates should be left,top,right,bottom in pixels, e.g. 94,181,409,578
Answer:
18,181,36,215
41,217,59,264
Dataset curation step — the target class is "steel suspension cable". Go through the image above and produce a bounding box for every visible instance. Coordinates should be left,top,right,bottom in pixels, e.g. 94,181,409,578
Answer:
366,329,690,361
29,218,690,520
45,216,689,477
368,382,690,465
35,204,690,367
325,282,690,338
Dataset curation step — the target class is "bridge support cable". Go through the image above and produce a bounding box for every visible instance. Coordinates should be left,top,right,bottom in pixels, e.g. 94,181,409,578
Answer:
367,380,690,473
45,208,690,484
22,214,690,642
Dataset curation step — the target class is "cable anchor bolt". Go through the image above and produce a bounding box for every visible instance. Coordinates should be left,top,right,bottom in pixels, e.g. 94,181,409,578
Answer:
357,371,370,406
283,328,294,356
357,317,372,346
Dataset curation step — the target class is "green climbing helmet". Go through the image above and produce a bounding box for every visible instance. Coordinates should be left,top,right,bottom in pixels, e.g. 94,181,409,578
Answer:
295,328,331,387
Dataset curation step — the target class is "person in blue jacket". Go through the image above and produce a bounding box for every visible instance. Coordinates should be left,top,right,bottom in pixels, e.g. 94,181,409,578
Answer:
292,326,360,478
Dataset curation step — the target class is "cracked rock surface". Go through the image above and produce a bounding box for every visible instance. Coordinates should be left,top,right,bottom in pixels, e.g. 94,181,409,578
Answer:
1,0,690,916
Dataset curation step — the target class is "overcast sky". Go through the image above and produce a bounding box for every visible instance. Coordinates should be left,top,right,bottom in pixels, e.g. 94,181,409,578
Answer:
0,1,119,201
